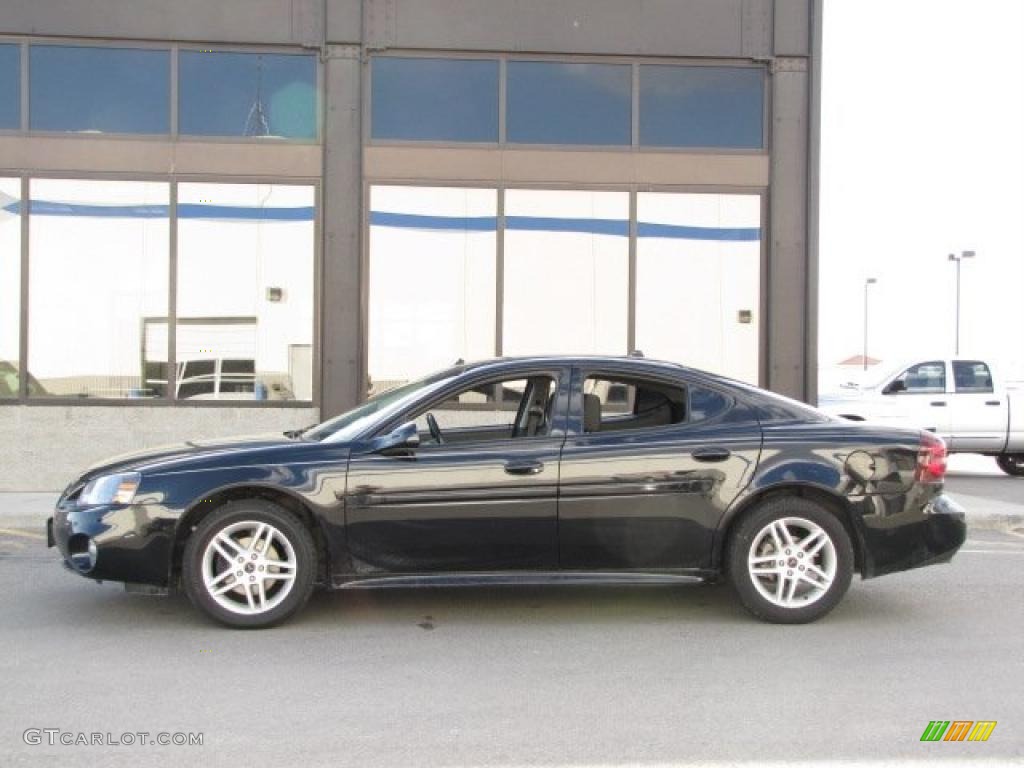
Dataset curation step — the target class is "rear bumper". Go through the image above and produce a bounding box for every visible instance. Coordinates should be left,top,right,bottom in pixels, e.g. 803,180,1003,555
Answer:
857,493,967,579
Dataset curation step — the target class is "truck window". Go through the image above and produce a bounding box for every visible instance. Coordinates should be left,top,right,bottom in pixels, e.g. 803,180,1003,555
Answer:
952,360,994,393
892,361,946,394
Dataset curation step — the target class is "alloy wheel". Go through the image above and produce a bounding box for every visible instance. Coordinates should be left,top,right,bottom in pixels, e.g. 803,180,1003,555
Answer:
747,516,838,608
201,520,298,615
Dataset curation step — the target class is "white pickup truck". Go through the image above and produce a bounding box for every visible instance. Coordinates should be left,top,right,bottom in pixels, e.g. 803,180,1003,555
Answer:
818,357,1024,476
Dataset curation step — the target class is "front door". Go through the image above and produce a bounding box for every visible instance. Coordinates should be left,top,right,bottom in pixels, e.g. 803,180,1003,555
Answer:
557,367,762,570
878,360,952,441
344,369,568,573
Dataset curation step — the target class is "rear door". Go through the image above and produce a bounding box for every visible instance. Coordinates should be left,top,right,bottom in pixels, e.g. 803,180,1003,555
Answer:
557,366,762,570
948,360,1008,452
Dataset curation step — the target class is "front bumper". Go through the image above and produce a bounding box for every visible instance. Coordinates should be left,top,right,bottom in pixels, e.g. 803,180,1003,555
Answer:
48,500,176,586
857,492,968,579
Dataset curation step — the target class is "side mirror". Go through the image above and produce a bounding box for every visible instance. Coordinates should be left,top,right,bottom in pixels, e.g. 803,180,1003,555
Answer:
371,421,420,455
883,379,906,395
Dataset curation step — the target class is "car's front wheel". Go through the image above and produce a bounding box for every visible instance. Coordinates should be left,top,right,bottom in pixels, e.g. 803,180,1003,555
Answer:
996,454,1024,477
182,500,316,628
727,497,853,623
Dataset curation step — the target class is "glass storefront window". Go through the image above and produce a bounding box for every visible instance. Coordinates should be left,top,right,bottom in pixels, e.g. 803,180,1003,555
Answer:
503,189,629,356
507,61,631,145
179,51,317,139
27,179,170,398
0,44,19,130
639,65,765,149
635,193,761,384
0,178,20,397
29,45,169,134
176,183,315,401
368,185,497,395
371,57,499,143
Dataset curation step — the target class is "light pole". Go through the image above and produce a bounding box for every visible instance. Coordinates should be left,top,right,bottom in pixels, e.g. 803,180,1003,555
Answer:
863,278,877,372
948,250,975,356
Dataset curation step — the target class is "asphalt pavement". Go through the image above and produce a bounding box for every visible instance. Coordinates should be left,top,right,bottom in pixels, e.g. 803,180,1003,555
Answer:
0,461,1022,766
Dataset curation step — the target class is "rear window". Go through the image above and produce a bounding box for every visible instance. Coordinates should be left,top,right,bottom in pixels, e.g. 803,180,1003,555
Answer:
583,375,686,434
689,386,731,422
953,360,993,393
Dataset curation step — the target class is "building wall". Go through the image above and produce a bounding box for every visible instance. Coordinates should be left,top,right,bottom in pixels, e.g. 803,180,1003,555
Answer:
0,0,819,490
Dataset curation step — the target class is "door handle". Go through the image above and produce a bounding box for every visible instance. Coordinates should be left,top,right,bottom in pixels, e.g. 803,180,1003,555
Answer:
986,400,1001,406
504,460,544,476
692,447,731,463
930,401,947,407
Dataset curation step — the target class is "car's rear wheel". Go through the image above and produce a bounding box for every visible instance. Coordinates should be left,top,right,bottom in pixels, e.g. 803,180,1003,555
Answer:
182,500,316,628
996,454,1024,477
727,497,853,624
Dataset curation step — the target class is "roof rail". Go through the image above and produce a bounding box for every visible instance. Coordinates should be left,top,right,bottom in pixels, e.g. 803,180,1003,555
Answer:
627,349,645,358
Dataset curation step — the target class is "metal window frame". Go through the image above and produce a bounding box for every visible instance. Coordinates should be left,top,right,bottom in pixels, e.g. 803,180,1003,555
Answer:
365,49,769,155
0,170,321,409
361,179,769,399
0,34,322,145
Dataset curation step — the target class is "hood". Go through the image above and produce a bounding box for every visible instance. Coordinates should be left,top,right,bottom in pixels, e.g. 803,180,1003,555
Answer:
76,433,304,483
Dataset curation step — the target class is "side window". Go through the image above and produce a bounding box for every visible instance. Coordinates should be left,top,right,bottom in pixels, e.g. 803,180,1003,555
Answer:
689,386,731,422
953,360,994,393
415,376,556,442
583,375,686,433
891,361,946,394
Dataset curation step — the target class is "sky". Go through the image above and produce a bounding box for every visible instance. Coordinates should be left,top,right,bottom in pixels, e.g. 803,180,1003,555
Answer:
818,0,1024,385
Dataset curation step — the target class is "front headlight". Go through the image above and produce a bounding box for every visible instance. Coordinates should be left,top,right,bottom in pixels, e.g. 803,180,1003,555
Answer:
79,472,141,506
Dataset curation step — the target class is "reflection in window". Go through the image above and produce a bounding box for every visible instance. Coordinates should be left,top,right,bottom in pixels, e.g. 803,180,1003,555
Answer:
179,51,317,139
583,375,687,432
371,57,499,142
0,44,19,130
503,189,628,356
635,193,761,384
639,65,764,149
0,178,20,396
29,45,169,134
952,360,993,393
368,186,497,395
177,183,315,400
507,61,631,145
893,362,945,394
28,179,169,398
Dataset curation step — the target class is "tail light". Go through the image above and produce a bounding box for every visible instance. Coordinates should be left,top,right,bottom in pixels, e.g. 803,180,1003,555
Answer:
916,431,947,483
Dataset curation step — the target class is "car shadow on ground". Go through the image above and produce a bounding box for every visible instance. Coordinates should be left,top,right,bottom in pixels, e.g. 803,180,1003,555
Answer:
17,573,934,634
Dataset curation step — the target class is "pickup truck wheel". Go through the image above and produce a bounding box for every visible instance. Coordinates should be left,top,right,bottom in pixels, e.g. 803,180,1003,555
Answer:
996,454,1024,477
727,497,854,624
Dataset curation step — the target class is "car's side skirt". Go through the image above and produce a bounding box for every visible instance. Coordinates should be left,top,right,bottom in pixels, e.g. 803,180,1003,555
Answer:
331,570,715,590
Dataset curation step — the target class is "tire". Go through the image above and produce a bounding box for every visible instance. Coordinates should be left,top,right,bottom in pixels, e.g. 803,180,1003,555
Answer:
996,454,1024,477
182,500,316,628
727,497,854,624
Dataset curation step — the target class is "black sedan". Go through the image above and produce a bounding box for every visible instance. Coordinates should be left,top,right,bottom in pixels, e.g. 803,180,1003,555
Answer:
48,356,966,627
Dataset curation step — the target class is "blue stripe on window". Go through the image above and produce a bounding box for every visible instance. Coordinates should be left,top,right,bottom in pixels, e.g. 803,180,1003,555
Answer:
3,199,760,241
15,200,316,221
370,211,757,241
636,222,760,241
370,211,497,231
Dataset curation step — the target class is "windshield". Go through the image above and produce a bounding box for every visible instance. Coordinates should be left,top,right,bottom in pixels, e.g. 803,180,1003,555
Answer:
303,368,463,442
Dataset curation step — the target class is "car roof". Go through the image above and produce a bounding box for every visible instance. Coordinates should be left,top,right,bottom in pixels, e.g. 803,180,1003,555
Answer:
450,355,747,388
